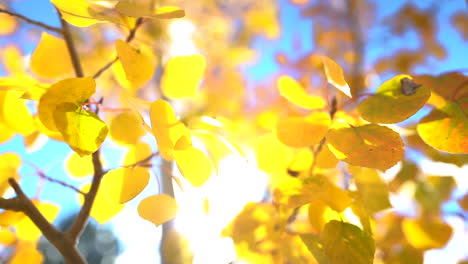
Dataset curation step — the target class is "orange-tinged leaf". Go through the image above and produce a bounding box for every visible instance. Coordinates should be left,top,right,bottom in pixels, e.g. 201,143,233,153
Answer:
277,75,326,109
321,220,375,264
321,56,351,97
15,201,59,241
0,90,35,135
138,194,178,226
65,151,94,178
358,75,431,123
38,77,95,131
414,72,468,108
101,167,150,204
458,192,468,212
327,124,404,171
174,136,213,187
0,152,21,197
150,99,190,160
53,103,108,157
10,241,44,264
109,111,147,145
276,112,330,148
115,1,153,17
161,55,206,99
349,166,392,214
315,144,339,169
154,6,185,19
402,218,453,249
115,40,155,87
78,183,124,224
417,102,467,153
30,32,73,78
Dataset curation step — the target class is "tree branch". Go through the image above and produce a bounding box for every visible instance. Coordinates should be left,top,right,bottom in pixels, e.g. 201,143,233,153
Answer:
92,17,144,79
58,10,84,78
0,8,63,34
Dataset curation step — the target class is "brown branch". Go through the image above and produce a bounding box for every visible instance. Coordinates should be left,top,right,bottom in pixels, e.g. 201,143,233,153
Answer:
0,8,63,34
58,10,84,78
7,178,86,264
92,17,144,79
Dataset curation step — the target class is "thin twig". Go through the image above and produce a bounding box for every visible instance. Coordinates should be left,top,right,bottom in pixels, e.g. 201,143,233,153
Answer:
122,152,159,168
92,17,144,79
0,8,63,34
58,11,84,78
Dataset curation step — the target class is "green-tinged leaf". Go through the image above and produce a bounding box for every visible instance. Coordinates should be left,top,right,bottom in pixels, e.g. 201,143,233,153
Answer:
38,77,95,131
321,220,375,264
417,102,468,153
53,103,108,157
349,166,392,214
402,218,453,250
327,124,404,171
358,75,430,124
300,234,331,264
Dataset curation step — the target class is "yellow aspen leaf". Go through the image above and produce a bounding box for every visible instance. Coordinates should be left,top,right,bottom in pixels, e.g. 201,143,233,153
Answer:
30,32,73,78
161,55,206,99
417,102,467,154
150,99,190,160
38,77,95,131
308,200,341,233
0,6,17,35
174,136,213,187
109,111,147,145
321,221,375,264
138,194,178,226
115,40,155,88
327,124,404,171
101,167,150,204
10,241,44,264
0,121,14,144
245,7,280,39
153,6,185,19
349,166,392,214
0,152,21,197
350,198,372,234
0,228,15,245
115,2,185,19
53,103,108,157
122,142,153,166
51,0,122,27
65,151,94,178
414,72,468,108
276,112,330,148
358,75,430,124
315,144,339,169
34,116,63,142
289,148,313,171
0,210,25,226
15,201,59,241
192,131,234,173
277,75,326,109
254,133,294,174
0,90,35,136
2,45,24,74
78,183,124,224
402,218,453,250
321,56,352,97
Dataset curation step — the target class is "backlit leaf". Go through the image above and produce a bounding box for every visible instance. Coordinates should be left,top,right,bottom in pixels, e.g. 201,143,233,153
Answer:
51,0,122,27
414,72,468,108
308,200,341,233
150,99,190,160
358,75,430,124
300,234,331,264
327,124,404,171
0,228,15,245
0,90,35,136
321,56,351,97
254,133,293,174
0,6,17,35
65,151,94,178
122,142,153,166
174,136,213,187
154,6,185,19
161,55,206,99
349,166,392,214
402,218,453,249
417,102,467,153
321,220,375,264
115,2,184,19
115,40,155,88
138,194,178,226
38,77,95,131
0,152,21,197
53,103,108,157
78,183,124,224
277,75,326,109
109,111,147,145
10,241,44,264
276,112,330,148
101,167,150,204
30,32,73,78
15,201,59,241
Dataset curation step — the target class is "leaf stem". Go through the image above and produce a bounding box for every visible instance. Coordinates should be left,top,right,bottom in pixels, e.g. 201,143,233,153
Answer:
0,8,63,34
